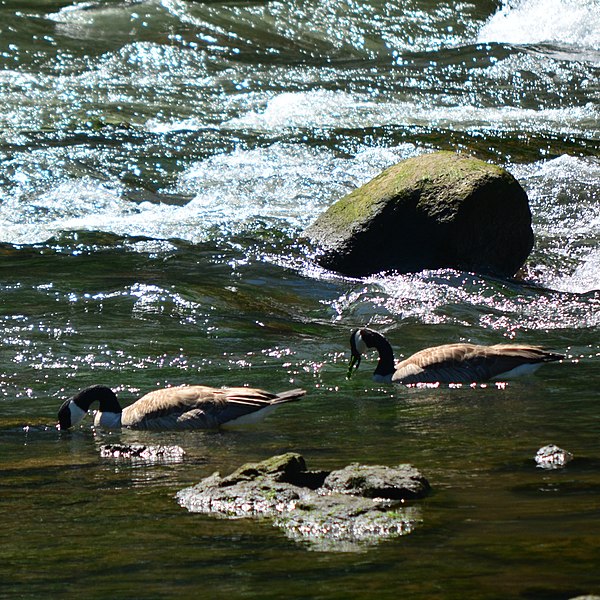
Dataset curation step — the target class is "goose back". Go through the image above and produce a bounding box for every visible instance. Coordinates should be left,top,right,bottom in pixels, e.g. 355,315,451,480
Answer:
120,386,305,430
392,343,563,384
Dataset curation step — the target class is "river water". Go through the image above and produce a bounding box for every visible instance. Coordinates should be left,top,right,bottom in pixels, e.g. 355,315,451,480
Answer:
1,0,599,597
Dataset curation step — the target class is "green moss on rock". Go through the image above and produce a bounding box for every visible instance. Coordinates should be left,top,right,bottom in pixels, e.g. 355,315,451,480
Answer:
176,453,430,551
306,151,533,277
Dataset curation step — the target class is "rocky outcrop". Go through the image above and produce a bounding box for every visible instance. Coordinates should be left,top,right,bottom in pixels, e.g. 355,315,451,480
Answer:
306,151,534,277
176,453,430,551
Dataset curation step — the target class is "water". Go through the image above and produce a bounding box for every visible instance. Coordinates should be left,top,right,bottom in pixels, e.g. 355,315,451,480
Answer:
1,0,599,597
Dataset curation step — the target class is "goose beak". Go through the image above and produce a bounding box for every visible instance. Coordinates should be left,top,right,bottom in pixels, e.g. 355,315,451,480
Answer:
347,352,361,379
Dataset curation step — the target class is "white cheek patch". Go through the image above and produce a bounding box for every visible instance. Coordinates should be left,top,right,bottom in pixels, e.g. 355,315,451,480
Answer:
354,331,369,354
69,401,88,426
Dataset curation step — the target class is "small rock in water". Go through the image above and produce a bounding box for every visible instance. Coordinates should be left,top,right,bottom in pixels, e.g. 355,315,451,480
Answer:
535,444,573,469
99,443,186,462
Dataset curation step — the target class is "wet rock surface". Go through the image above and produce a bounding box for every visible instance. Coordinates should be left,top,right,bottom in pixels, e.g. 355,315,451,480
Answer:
535,444,574,469
306,151,534,277
322,462,431,499
177,453,430,551
99,443,186,462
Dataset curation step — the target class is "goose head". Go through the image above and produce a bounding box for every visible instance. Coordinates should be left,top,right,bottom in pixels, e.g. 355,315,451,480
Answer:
347,328,396,382
58,385,121,430
348,328,369,376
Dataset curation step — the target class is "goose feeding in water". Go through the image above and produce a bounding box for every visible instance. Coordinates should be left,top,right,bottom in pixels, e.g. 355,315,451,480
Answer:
347,328,563,384
58,384,305,431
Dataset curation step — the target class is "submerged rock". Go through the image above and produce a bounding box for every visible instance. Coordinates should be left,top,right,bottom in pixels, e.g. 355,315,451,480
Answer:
535,444,573,469
306,151,533,277
277,494,422,552
99,443,186,462
176,452,429,551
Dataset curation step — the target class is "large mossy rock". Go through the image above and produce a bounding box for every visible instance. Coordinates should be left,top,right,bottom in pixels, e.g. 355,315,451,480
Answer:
306,151,534,277
176,452,430,552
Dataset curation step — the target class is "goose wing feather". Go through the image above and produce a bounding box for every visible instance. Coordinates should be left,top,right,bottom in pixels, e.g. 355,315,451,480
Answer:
392,343,562,384
121,386,305,430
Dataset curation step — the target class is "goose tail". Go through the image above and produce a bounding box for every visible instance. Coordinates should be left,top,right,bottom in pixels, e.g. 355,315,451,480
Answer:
491,345,565,363
272,389,306,404
540,350,565,363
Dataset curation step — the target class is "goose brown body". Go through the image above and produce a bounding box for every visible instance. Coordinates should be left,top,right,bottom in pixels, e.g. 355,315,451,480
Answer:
348,328,563,384
58,384,305,431
120,386,304,429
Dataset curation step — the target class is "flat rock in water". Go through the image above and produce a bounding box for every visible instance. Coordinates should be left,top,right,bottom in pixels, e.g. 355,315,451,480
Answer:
176,452,429,551
99,443,186,462
306,151,534,277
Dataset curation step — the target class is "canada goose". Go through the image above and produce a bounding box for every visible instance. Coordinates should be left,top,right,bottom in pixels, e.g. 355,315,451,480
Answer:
347,328,563,384
57,384,305,431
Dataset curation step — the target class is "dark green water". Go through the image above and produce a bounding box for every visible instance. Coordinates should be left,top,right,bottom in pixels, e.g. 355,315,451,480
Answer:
1,0,599,598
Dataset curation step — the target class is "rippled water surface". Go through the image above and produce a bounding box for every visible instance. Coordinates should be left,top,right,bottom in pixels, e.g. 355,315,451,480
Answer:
1,0,599,598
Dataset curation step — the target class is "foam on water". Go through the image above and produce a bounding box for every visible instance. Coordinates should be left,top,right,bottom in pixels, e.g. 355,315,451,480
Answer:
223,90,599,137
478,0,600,49
0,143,415,246
558,250,600,294
515,155,600,294
1,144,597,304
330,267,599,338
169,143,415,229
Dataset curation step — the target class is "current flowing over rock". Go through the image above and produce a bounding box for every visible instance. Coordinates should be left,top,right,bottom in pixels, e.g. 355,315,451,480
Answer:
306,151,534,278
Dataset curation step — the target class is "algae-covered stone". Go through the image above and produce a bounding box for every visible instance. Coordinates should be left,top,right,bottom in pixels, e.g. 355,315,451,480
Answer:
177,475,304,518
306,151,534,277
221,452,328,489
176,453,430,551
322,463,431,499
276,494,422,552
222,452,308,484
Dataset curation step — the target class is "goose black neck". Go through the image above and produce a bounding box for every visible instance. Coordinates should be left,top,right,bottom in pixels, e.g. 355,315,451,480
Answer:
73,385,122,413
362,329,395,377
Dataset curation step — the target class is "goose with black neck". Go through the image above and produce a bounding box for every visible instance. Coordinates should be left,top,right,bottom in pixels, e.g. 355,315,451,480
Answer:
348,328,563,385
58,384,305,431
